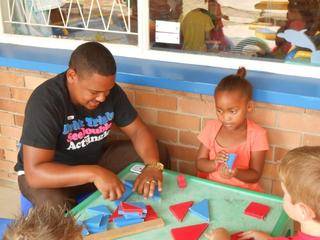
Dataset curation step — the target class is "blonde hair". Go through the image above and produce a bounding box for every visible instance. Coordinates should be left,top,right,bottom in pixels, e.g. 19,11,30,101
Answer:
279,146,320,221
3,204,83,240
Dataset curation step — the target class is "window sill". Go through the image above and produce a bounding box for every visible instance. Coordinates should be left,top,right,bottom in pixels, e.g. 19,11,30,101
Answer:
1,43,319,110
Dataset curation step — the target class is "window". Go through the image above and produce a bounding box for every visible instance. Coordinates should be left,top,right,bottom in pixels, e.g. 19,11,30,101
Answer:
1,0,138,45
150,0,320,67
0,0,319,78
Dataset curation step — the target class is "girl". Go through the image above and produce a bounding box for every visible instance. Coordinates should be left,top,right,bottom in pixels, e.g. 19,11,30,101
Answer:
196,68,269,192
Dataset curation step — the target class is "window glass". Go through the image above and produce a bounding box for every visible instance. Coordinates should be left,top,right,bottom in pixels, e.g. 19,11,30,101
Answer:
150,0,320,66
1,0,138,45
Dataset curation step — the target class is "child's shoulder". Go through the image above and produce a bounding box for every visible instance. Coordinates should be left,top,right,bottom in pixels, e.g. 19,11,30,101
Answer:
204,119,222,129
247,119,267,134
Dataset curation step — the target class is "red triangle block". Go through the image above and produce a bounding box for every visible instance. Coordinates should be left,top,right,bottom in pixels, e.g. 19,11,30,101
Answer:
169,201,193,222
231,232,243,240
244,202,270,219
144,205,158,221
109,207,120,222
231,232,253,240
120,202,143,213
171,223,209,240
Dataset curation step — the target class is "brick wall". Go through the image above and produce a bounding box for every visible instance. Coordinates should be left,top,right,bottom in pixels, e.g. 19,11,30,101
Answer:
0,67,320,196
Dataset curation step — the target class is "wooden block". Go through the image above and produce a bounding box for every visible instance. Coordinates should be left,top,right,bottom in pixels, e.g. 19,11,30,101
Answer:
189,199,210,222
171,223,209,240
114,217,144,227
226,153,237,170
244,202,270,219
84,218,165,240
169,201,193,222
144,205,158,221
177,174,187,189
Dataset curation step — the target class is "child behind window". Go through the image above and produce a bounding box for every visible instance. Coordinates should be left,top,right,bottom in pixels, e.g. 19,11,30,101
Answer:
196,67,269,192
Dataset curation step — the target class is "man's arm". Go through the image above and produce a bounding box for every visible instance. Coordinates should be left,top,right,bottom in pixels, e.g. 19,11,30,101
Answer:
23,145,124,200
119,116,163,198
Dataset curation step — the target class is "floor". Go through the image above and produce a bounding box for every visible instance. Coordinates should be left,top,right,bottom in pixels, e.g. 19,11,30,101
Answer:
0,180,20,219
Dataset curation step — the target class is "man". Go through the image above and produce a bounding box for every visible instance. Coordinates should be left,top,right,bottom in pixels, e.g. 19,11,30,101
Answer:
15,41,169,208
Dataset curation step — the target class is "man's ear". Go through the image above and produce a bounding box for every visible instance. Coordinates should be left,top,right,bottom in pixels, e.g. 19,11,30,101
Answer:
297,202,316,221
66,68,78,84
247,100,254,113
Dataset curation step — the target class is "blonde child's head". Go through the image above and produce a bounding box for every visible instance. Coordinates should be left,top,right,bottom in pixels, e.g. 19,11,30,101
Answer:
3,204,83,240
214,67,253,130
279,146,320,222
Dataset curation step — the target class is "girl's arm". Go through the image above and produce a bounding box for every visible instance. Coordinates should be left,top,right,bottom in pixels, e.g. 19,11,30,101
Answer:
196,144,228,172
196,144,216,172
234,150,266,183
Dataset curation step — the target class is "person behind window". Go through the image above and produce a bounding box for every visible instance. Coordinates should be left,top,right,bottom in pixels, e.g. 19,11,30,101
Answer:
181,8,214,52
205,0,230,51
272,0,320,59
196,68,269,192
204,146,320,240
3,204,82,240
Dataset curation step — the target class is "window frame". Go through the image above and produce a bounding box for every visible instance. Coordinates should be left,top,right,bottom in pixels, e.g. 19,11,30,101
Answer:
0,0,319,79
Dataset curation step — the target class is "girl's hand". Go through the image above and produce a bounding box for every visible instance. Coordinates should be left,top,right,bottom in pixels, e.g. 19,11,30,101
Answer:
205,228,230,240
238,230,270,240
215,151,228,163
218,164,237,179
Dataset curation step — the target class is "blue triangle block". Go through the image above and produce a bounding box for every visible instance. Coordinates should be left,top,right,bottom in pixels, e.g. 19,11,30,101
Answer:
114,185,133,206
124,180,134,188
84,214,104,229
87,216,108,234
189,199,210,222
114,217,144,228
128,202,147,213
87,205,111,216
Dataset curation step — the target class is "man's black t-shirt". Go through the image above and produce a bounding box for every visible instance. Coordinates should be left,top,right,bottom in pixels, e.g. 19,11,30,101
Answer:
15,72,137,171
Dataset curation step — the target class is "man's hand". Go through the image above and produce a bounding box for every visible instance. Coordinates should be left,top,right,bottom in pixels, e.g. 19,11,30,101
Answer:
92,167,125,201
238,231,270,240
133,166,163,199
205,228,230,240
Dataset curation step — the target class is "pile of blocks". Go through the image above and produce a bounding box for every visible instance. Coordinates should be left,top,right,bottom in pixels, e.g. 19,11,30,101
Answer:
111,202,158,227
79,205,111,235
78,202,158,236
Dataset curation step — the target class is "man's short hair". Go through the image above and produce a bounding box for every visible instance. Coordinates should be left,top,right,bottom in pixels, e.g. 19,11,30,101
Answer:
279,146,320,221
69,41,116,77
3,204,82,240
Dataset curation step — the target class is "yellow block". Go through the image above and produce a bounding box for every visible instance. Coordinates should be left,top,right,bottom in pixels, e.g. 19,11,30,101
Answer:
255,1,288,10
249,22,273,30
255,29,276,40
293,51,311,60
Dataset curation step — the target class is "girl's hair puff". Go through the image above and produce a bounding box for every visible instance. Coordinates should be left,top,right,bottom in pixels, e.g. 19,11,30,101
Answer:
214,67,253,100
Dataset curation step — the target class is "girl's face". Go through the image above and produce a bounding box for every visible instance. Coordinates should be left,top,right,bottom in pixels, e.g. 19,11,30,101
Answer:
287,8,303,22
214,90,253,131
